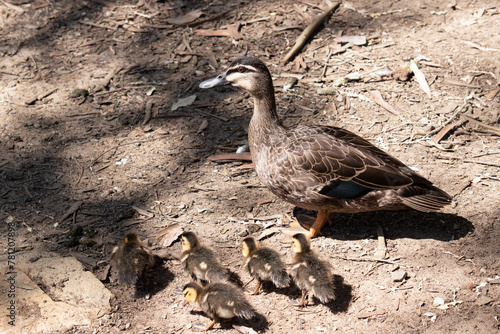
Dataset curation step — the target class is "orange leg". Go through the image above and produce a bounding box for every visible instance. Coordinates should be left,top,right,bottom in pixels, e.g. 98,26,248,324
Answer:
282,210,331,239
203,318,217,331
297,289,309,307
250,281,262,295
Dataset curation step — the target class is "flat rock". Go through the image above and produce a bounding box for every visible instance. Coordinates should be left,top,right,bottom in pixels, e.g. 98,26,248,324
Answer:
391,269,408,282
0,252,113,333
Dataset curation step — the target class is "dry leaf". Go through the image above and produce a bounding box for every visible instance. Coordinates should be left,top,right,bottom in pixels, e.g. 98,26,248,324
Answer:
410,61,432,98
195,29,232,37
156,223,183,247
227,23,243,40
369,90,400,115
171,95,196,111
334,35,367,45
166,9,203,25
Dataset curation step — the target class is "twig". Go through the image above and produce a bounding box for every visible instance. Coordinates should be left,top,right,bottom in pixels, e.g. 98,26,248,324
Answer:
94,64,124,92
59,201,83,222
78,20,117,31
24,88,58,105
180,9,232,27
432,119,466,143
195,109,229,122
208,152,252,162
436,154,500,168
334,255,402,265
282,2,341,64
88,140,149,168
425,101,469,137
462,115,500,136
73,157,85,186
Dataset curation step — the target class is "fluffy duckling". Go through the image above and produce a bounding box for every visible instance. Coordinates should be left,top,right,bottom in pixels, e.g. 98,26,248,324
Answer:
110,233,154,286
241,236,290,294
180,231,229,283
290,233,335,306
183,281,256,331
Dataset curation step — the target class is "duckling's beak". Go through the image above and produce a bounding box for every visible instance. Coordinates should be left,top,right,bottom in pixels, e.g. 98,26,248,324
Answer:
199,72,229,89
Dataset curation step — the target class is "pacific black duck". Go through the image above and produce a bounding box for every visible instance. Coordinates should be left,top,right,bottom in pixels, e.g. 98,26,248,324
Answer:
241,236,290,294
180,231,229,283
110,233,154,286
200,56,452,238
290,233,335,307
182,281,256,331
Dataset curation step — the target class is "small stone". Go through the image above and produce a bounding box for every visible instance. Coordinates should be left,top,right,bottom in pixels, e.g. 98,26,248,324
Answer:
391,269,407,282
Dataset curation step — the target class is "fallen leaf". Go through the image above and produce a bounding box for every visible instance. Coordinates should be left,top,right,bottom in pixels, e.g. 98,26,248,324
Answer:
423,312,437,322
227,23,243,40
132,206,154,218
197,119,209,133
484,87,500,99
257,228,280,240
156,223,183,247
171,95,196,111
334,35,366,45
475,295,494,306
195,29,232,37
410,61,432,98
166,9,203,25
357,309,386,319
369,90,400,115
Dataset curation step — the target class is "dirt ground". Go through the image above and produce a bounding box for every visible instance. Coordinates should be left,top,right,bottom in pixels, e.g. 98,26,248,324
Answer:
1,0,499,333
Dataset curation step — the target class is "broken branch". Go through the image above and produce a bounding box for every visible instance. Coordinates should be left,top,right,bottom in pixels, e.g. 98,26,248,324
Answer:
282,2,341,64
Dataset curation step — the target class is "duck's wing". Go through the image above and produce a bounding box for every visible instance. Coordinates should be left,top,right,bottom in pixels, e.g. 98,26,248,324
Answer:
281,125,413,197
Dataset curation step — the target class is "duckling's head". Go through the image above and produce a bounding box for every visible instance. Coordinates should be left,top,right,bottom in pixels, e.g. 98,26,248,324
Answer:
241,237,259,257
124,233,141,245
200,57,273,98
182,281,202,303
291,233,311,254
181,231,199,251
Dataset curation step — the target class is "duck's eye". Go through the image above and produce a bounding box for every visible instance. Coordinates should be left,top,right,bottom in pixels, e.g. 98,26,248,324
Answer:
238,67,246,73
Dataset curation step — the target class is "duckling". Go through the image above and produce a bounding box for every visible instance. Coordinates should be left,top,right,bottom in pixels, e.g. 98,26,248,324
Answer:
110,233,154,286
180,231,229,283
241,236,290,294
290,233,335,306
199,57,451,238
182,281,256,331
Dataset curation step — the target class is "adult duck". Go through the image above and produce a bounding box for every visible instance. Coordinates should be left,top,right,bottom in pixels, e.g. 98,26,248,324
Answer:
200,57,451,238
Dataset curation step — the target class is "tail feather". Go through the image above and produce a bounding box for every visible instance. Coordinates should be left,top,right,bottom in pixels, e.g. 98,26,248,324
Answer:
236,302,256,320
314,282,336,303
271,270,290,288
399,185,451,212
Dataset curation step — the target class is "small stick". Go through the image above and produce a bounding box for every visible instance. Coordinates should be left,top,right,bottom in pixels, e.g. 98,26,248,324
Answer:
462,115,500,136
282,2,341,64
24,88,58,105
60,201,83,223
78,20,117,31
335,255,401,265
94,64,124,93
436,154,500,168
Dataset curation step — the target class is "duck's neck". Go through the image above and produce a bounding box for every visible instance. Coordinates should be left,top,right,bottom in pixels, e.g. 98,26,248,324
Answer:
248,84,285,147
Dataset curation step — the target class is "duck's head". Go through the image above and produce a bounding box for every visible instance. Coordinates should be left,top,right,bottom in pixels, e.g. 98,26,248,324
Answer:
241,236,259,257
200,57,273,97
291,233,311,254
124,233,141,245
182,281,202,303
181,231,199,251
